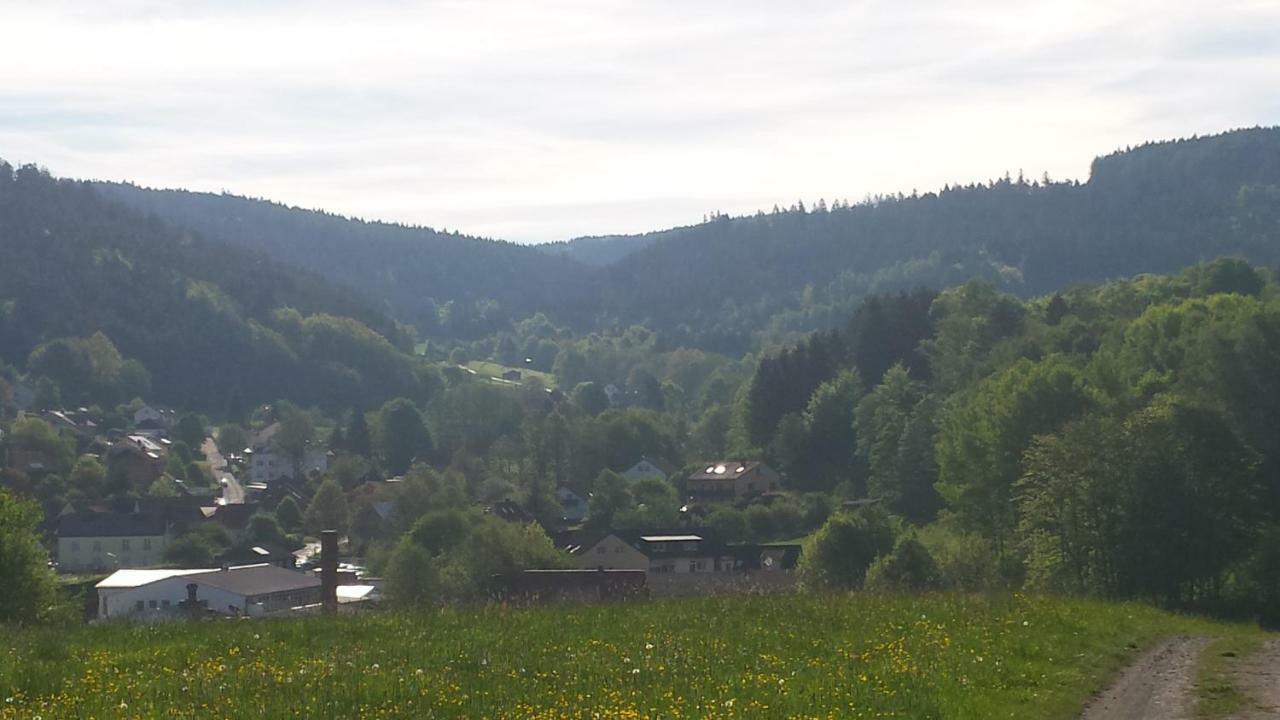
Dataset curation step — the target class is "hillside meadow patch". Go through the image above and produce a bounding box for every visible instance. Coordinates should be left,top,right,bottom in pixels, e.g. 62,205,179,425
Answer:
0,593,1256,719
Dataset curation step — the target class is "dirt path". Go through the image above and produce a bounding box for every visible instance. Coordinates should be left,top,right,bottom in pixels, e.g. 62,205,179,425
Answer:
1080,636,1212,720
1230,638,1280,719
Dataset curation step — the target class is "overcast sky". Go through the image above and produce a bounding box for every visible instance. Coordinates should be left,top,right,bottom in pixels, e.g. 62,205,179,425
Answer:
2,1,1277,243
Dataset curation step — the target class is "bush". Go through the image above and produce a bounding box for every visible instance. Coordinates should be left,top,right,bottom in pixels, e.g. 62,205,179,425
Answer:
798,507,896,590
865,534,939,592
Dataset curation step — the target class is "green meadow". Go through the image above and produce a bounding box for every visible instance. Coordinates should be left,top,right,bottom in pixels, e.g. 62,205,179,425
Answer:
1,594,1261,719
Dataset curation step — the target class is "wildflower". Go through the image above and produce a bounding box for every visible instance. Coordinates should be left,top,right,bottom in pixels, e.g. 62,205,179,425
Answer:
632,668,641,675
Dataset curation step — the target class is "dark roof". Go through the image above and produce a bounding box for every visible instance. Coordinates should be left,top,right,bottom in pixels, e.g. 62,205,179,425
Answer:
204,502,261,529
185,564,318,597
57,510,166,538
565,527,728,559
628,456,676,475
687,460,763,481
105,496,207,528
488,499,533,523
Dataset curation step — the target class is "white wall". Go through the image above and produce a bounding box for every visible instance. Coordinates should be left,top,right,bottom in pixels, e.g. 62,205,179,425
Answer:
59,534,168,573
101,576,248,620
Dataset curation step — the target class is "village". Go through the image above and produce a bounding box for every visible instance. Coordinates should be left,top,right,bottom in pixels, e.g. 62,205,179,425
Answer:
1,384,805,623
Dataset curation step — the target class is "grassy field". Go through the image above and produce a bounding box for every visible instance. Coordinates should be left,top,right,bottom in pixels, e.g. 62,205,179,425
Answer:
0,593,1261,720
465,360,558,389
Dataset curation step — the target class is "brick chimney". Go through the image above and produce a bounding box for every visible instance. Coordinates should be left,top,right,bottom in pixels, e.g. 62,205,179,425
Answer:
320,529,338,614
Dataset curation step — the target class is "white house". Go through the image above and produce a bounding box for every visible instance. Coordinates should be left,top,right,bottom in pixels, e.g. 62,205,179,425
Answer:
94,564,322,620
56,510,169,573
248,446,328,484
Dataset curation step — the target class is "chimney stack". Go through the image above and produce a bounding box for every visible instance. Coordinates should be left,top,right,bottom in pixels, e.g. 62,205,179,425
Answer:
320,529,338,614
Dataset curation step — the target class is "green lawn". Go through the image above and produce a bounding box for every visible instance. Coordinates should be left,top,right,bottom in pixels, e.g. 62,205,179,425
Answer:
465,360,558,389
0,593,1263,719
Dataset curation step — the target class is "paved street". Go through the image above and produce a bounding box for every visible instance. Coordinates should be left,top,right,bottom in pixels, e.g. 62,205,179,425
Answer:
202,437,245,505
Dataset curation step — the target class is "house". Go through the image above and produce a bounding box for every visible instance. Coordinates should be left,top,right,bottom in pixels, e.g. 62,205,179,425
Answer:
132,405,168,428
686,461,780,504
557,486,587,524
106,435,168,488
565,529,728,573
56,510,170,573
487,499,533,523
246,423,329,484
620,456,675,483
564,528,801,576
199,502,261,538
94,564,322,620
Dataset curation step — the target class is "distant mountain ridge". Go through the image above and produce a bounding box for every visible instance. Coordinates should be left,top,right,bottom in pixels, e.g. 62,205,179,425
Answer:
90,127,1280,353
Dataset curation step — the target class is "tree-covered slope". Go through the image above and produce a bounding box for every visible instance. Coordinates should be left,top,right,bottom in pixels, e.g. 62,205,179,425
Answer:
597,127,1280,352
89,128,1280,356
0,162,433,413
92,182,602,335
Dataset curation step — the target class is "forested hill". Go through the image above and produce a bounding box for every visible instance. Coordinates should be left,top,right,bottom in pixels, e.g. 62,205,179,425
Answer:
594,127,1280,352
91,182,601,335
0,162,436,414
90,127,1279,355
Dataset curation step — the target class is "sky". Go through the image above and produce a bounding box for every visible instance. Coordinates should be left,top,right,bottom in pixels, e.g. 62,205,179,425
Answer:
2,1,1278,243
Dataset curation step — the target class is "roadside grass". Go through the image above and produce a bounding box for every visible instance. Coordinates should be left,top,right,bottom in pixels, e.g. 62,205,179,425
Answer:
465,360,558,388
1195,634,1268,718
0,593,1260,720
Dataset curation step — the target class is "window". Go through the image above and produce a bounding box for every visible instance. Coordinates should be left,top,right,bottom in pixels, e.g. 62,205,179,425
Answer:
135,600,144,612
121,539,131,551
143,538,152,550
597,546,607,554
148,600,157,609
161,600,170,608
614,546,623,553
71,540,80,552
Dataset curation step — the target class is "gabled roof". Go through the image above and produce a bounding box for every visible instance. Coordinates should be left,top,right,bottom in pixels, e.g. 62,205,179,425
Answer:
57,510,166,538
687,460,762,481
184,564,319,597
488,499,532,523
624,456,676,476
564,527,727,559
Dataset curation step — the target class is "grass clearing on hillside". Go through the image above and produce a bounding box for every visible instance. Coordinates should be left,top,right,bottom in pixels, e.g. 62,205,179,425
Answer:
0,594,1259,719
465,360,558,388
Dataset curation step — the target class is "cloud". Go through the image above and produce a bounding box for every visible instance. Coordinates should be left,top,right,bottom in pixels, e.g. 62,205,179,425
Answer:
0,0,1276,242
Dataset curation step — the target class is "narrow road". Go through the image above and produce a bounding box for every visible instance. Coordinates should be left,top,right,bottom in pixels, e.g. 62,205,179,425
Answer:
1080,637,1211,720
201,437,244,505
